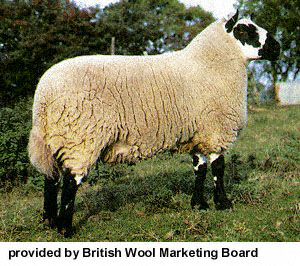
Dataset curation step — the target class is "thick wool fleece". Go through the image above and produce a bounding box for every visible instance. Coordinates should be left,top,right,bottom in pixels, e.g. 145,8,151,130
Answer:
28,20,247,177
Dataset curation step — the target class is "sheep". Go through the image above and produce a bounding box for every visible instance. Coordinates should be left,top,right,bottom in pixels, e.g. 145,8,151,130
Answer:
28,10,280,237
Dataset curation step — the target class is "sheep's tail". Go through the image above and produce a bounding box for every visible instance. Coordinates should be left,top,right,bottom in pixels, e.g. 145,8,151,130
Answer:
28,124,55,178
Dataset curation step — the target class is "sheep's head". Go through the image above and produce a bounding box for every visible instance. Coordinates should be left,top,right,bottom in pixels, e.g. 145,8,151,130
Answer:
224,10,280,61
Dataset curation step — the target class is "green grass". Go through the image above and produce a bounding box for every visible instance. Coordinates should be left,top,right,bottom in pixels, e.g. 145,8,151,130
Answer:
0,104,299,241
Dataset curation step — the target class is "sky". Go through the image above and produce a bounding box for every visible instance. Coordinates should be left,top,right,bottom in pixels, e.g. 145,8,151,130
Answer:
74,0,237,19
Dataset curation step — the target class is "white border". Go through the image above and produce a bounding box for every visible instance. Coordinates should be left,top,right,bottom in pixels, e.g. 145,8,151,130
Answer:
1,242,299,266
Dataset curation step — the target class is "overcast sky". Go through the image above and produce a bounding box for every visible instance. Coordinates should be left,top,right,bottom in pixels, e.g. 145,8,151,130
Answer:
74,0,237,19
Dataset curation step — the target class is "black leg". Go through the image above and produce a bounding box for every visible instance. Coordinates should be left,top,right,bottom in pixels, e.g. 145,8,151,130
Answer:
211,154,233,210
43,176,59,228
191,154,209,210
57,175,78,237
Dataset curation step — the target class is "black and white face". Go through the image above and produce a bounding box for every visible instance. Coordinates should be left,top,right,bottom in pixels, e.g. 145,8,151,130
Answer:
225,11,280,61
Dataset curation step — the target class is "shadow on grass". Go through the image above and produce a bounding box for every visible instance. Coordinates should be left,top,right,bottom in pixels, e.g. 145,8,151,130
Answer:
75,169,194,229
74,152,262,231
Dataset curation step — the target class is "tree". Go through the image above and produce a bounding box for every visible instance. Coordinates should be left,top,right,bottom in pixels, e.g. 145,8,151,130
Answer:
97,0,214,55
0,0,213,106
237,0,300,84
0,0,101,106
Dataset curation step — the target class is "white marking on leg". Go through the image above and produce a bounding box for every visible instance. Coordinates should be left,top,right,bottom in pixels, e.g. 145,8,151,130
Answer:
209,153,220,164
194,154,208,171
74,174,84,186
210,154,221,187
213,176,218,187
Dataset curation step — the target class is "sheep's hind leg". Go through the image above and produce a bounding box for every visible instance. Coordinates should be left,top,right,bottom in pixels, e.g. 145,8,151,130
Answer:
191,154,209,210
43,175,59,228
210,154,233,210
57,174,81,237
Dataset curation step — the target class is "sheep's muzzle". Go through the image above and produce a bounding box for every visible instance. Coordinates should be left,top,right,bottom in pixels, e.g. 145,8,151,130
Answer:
258,33,280,61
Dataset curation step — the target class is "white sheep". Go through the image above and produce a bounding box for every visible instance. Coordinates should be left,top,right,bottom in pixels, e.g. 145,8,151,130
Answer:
28,10,280,236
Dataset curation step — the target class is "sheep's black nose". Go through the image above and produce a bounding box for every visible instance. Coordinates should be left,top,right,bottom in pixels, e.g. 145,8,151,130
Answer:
258,33,280,60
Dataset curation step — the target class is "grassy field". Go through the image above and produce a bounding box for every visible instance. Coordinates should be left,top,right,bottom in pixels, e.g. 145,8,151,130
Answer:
0,104,299,241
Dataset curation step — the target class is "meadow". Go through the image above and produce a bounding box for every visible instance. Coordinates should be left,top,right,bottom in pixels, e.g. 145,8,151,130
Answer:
0,104,299,241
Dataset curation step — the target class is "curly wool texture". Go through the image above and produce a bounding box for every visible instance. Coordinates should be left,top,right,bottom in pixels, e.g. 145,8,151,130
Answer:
28,19,248,177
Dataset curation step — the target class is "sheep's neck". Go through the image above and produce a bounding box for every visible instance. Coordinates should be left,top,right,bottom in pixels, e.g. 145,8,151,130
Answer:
186,22,246,70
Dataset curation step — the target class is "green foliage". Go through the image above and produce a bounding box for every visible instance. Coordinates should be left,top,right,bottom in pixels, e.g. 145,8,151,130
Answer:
0,0,213,106
99,0,214,55
0,0,103,105
0,98,32,185
0,95,46,190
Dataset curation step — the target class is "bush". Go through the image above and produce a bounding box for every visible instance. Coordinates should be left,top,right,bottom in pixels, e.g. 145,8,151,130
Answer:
0,97,34,186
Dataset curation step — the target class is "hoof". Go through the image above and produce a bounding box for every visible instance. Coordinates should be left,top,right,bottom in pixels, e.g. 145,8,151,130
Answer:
198,202,210,211
191,197,209,210
42,215,57,229
58,227,74,238
215,199,233,211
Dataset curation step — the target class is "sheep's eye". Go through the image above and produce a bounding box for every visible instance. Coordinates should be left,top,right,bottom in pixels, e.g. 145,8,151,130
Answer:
233,24,260,47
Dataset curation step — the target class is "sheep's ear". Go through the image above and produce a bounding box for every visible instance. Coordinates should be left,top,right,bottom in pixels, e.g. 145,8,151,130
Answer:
225,9,239,33
250,13,255,21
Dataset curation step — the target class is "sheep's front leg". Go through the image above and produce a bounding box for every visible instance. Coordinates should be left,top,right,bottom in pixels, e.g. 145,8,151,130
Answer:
191,154,209,210
43,175,59,228
210,154,233,210
57,174,80,237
